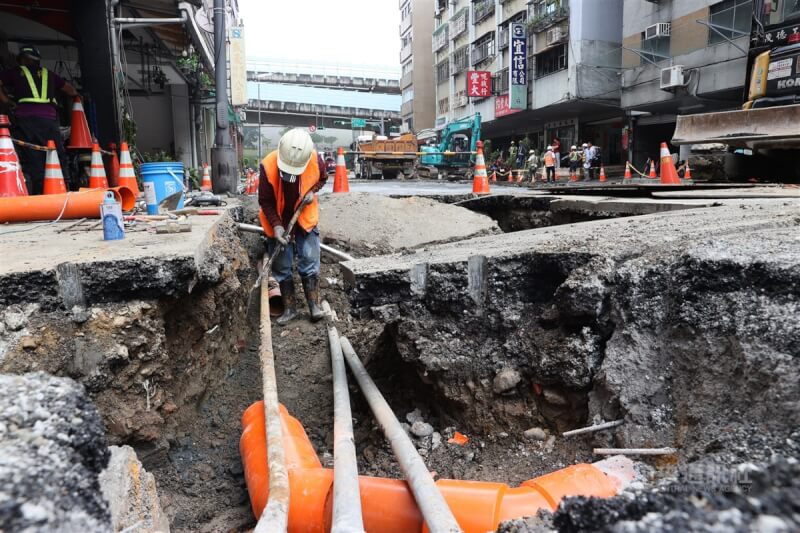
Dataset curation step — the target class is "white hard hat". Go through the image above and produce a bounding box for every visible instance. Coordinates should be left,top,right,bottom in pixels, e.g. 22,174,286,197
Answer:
547,145,553,150
529,150,534,154
582,143,588,147
571,145,577,150
277,128,315,175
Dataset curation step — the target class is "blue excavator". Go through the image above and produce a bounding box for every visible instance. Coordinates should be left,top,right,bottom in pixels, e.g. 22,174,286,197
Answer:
417,113,481,180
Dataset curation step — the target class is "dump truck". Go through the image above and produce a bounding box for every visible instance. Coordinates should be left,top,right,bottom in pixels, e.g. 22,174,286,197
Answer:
355,133,418,179
418,113,481,180
672,5,800,181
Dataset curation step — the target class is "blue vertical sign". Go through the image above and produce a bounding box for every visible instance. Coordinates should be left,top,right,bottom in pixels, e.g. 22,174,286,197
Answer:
509,23,527,110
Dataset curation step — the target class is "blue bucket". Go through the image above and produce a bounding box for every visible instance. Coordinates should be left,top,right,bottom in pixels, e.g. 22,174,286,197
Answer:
140,162,186,215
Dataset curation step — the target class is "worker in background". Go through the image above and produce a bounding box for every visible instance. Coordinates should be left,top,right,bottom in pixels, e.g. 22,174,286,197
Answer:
567,145,581,178
258,128,327,325
515,145,526,170
543,145,556,183
0,46,78,195
527,149,539,181
582,142,596,181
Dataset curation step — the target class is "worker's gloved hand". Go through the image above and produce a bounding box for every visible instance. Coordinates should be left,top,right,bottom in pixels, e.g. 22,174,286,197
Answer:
301,191,315,206
274,225,288,246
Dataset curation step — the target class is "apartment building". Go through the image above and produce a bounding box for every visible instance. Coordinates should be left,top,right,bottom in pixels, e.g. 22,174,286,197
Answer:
400,0,436,132
432,0,626,163
621,0,757,166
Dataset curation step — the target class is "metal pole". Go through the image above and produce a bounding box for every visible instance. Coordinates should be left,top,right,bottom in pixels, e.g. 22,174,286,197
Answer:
254,254,290,533
562,419,624,437
257,80,262,158
322,303,365,533
236,223,356,262
210,0,238,193
339,337,463,533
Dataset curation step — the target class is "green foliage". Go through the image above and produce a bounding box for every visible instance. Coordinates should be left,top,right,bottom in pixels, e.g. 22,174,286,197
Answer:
482,139,492,158
139,150,175,163
187,167,201,190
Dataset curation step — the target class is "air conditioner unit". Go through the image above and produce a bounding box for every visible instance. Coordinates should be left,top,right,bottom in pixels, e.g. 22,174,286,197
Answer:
645,22,670,40
546,27,563,46
660,65,686,90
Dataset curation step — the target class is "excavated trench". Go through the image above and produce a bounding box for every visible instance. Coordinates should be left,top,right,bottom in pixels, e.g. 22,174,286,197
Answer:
2,194,798,532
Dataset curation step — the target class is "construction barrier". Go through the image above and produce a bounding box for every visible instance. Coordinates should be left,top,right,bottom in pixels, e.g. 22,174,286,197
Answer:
43,140,66,195
659,142,682,185
117,142,140,196
201,163,212,191
67,97,93,150
240,402,630,533
0,123,28,197
333,147,349,193
89,143,109,189
471,142,490,195
0,186,136,223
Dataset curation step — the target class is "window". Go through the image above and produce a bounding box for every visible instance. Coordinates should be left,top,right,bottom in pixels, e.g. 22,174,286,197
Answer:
764,0,800,25
403,87,414,103
402,31,413,49
401,2,412,20
436,60,450,84
492,68,509,94
709,0,752,45
535,43,568,78
438,96,450,114
452,46,469,73
640,32,670,64
402,60,413,76
471,32,496,65
473,0,495,24
451,8,468,38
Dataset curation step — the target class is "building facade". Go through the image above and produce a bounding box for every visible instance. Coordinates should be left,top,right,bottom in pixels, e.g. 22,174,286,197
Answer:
400,0,436,132
431,0,626,163
621,0,757,166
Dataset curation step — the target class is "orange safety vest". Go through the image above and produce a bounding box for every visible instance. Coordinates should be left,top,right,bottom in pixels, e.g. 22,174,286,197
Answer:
258,150,320,237
544,151,555,167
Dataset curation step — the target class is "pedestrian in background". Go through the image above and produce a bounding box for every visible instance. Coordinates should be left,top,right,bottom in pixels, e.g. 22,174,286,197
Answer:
544,145,556,183
552,137,561,169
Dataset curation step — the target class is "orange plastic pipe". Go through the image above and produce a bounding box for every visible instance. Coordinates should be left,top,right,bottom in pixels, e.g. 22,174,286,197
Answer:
0,186,136,223
240,402,620,533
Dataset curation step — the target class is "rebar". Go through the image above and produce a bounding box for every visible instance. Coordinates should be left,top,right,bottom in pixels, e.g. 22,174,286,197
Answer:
562,420,624,437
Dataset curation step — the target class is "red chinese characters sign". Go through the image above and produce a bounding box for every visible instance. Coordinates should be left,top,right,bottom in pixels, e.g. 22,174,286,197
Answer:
467,71,492,98
495,94,522,118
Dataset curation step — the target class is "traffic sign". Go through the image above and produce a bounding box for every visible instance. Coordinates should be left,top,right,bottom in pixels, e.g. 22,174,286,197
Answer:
309,125,317,133
351,118,366,128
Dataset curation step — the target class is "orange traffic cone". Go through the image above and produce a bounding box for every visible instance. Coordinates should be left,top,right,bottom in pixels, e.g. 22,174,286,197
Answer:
507,170,514,183
683,162,692,181
648,161,657,179
201,163,212,191
107,142,120,187
659,142,681,185
89,143,109,189
43,140,67,195
516,171,523,184
472,141,490,195
333,147,349,193
117,142,140,196
624,162,633,180
0,125,28,197
570,169,578,182
599,166,607,183
490,171,497,183
252,170,259,194
67,97,92,149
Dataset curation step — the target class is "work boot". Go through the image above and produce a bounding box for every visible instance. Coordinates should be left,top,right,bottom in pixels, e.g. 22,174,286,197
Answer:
276,279,297,325
301,275,325,323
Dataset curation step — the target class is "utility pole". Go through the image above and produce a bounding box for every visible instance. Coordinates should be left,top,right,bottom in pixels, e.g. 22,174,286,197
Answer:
257,78,262,157
211,0,237,193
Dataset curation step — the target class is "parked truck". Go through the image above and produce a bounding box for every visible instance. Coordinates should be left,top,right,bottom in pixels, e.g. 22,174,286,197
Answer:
418,113,481,180
672,1,800,181
355,133,418,179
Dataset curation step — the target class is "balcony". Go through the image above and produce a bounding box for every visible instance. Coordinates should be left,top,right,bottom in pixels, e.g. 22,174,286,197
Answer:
401,70,413,88
400,15,412,34
451,7,469,39
473,0,495,24
492,68,509,94
436,59,450,84
471,37,495,65
433,22,449,52
527,5,569,33
400,42,412,61
401,100,413,118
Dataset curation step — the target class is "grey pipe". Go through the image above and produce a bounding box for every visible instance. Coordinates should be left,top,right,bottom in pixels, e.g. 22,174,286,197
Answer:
322,303,365,533
236,223,355,262
254,258,290,533
339,337,462,533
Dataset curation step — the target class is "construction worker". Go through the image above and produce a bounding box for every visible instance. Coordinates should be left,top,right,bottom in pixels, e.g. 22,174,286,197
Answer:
567,145,581,178
0,46,78,195
543,145,556,183
582,142,596,181
527,149,539,181
258,128,328,324
551,137,561,169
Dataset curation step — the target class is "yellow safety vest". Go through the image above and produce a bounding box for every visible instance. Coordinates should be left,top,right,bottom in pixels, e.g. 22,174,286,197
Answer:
18,66,51,104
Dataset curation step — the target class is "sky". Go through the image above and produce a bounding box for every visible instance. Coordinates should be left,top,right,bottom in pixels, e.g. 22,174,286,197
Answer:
239,0,401,78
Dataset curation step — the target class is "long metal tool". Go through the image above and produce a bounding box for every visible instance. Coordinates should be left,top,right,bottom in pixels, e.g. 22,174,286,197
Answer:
339,336,463,533
254,255,290,533
321,303,365,533
237,223,356,262
562,419,624,437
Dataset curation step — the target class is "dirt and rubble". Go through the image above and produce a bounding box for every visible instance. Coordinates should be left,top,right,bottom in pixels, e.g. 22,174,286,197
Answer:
1,191,799,533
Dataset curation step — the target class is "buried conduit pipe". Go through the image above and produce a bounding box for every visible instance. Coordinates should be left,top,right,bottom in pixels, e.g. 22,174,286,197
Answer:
322,302,365,533
339,336,463,533
255,255,290,533
237,223,355,262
